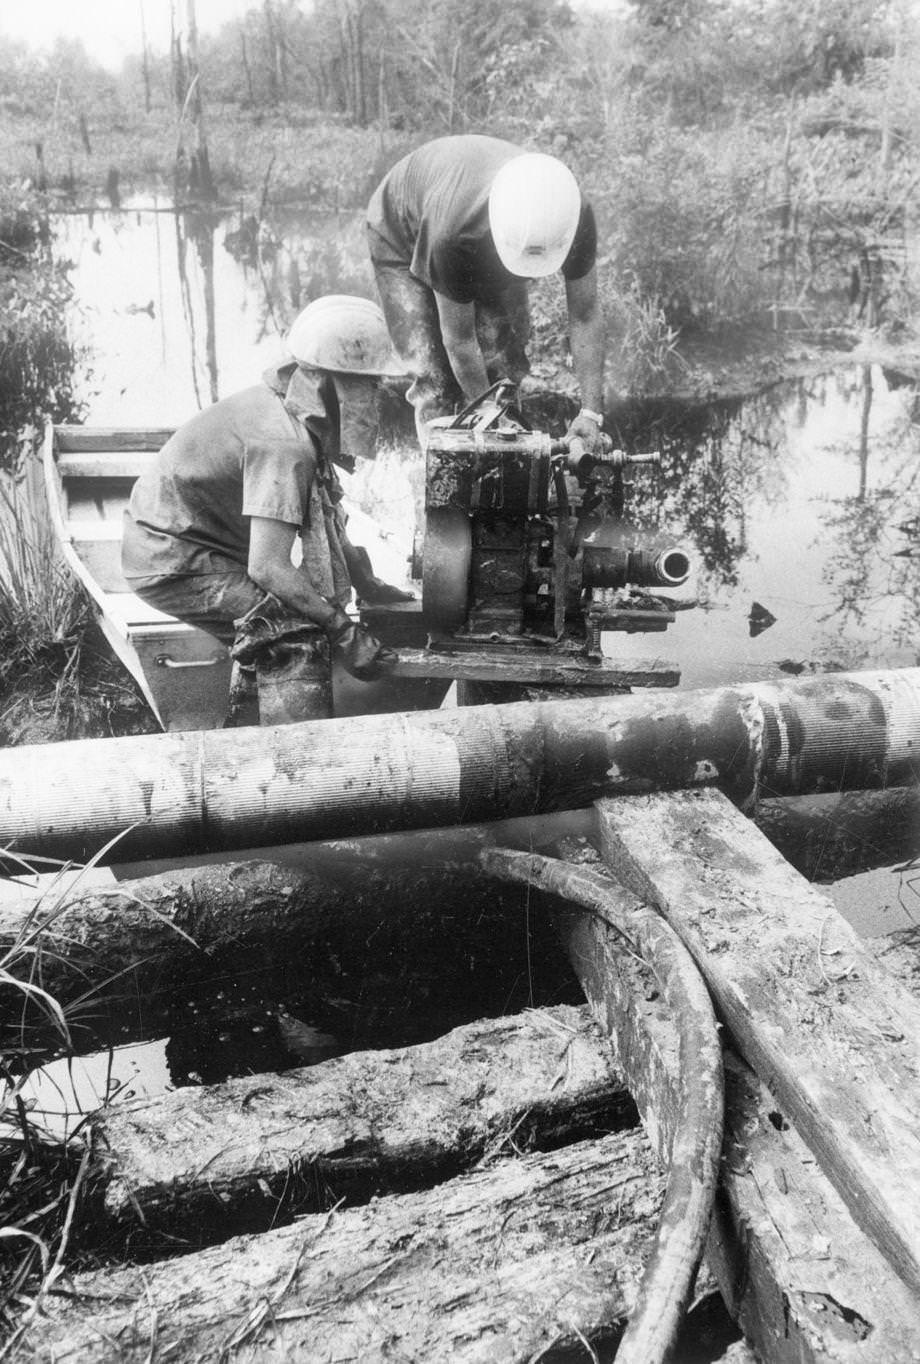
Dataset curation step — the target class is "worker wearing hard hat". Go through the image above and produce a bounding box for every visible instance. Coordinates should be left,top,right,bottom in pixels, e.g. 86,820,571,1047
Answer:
367,134,605,448
122,294,412,691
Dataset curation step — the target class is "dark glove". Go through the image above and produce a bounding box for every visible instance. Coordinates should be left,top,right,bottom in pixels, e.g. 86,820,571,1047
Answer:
349,545,415,606
563,407,606,459
325,608,398,682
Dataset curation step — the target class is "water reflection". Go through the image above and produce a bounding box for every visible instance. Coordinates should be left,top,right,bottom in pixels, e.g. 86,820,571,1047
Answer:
611,365,920,686
54,200,374,425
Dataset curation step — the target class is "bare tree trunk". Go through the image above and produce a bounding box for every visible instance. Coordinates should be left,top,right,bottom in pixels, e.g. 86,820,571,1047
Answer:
240,30,254,104
138,0,152,113
182,0,215,199
263,0,279,103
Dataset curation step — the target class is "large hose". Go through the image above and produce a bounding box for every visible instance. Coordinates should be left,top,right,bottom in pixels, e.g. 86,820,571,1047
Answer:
481,847,723,1364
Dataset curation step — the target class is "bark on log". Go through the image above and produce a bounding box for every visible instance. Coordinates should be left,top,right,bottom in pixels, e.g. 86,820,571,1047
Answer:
23,1130,665,1363
549,844,920,1361
87,1004,635,1248
0,668,918,863
596,790,920,1298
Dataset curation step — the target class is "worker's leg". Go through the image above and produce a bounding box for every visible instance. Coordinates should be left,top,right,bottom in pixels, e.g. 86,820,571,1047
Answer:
475,281,532,390
370,246,462,443
127,565,265,645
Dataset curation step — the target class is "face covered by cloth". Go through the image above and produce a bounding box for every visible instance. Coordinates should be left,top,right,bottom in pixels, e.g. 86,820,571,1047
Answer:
331,373,383,464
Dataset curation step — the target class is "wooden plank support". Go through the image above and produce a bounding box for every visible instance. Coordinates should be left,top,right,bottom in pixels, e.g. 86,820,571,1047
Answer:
21,1129,665,1363
88,1004,635,1244
595,790,920,1298
550,840,920,1361
390,645,680,687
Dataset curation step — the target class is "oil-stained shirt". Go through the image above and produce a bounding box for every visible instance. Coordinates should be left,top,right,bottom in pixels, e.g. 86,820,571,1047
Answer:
122,383,321,583
367,134,597,304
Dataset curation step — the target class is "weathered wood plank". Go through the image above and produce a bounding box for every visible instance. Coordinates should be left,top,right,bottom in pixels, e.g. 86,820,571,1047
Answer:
595,789,920,1297
54,426,173,452
22,1130,665,1363
57,451,155,479
552,842,920,1362
390,646,680,687
90,1005,635,1243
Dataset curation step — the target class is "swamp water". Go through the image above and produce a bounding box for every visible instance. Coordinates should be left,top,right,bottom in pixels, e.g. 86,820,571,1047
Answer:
12,204,920,1133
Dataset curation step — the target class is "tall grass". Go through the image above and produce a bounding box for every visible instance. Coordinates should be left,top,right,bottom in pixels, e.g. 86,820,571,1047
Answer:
0,456,88,712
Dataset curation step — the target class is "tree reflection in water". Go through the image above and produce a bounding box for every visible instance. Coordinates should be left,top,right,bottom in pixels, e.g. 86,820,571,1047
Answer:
609,365,920,681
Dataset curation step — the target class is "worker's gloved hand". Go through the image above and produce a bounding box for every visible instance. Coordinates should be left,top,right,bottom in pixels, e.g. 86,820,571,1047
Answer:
348,544,415,606
325,607,398,681
564,407,606,458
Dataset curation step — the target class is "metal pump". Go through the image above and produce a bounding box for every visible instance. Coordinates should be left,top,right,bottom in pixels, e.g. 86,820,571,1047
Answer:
417,382,689,648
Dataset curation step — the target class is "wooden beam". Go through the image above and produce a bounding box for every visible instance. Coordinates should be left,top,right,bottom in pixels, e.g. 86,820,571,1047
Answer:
21,1130,664,1363
595,790,920,1297
90,1005,636,1245
54,426,174,452
552,846,920,1361
390,646,680,688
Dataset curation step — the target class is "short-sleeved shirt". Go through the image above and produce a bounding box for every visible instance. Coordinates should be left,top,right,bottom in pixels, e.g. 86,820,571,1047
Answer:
123,383,319,580
367,134,597,304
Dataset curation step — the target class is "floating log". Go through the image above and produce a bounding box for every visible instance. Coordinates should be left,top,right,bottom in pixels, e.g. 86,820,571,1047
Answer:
596,790,920,1299
87,1004,634,1247
21,1130,665,1363
533,830,920,1361
0,668,918,863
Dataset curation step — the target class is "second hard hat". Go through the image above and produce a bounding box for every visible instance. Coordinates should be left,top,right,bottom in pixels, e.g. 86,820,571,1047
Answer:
286,295,405,376
488,153,581,279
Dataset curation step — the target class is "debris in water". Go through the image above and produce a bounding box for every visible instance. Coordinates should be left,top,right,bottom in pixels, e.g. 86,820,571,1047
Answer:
748,601,777,637
275,1007,341,1066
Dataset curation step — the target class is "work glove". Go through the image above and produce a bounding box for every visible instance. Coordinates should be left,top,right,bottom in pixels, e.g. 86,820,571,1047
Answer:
348,544,415,606
325,606,398,682
563,407,606,458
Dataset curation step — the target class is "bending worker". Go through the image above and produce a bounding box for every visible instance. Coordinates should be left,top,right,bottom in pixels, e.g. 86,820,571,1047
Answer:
122,294,412,711
367,133,605,448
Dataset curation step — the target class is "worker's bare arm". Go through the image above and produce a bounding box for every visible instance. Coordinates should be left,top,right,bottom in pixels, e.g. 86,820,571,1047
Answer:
435,292,490,402
247,517,338,627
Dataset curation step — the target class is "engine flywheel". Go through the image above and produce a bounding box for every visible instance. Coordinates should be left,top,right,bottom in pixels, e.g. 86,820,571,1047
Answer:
422,507,472,633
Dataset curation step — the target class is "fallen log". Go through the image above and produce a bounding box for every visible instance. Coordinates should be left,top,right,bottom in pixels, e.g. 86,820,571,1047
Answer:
0,668,918,862
0,824,585,1052
533,833,920,1361
20,1129,665,1363
87,1004,635,1248
597,790,920,1298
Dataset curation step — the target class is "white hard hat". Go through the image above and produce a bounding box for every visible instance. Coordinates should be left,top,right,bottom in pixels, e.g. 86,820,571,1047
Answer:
488,153,581,278
286,295,405,376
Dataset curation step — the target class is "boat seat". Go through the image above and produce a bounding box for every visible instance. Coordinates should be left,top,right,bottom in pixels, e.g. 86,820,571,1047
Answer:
104,592,181,631
58,451,156,479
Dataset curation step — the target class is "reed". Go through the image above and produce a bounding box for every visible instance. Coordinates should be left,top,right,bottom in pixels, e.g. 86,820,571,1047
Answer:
0,458,87,701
